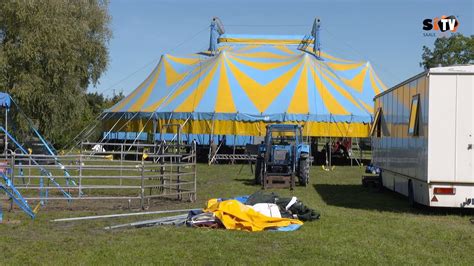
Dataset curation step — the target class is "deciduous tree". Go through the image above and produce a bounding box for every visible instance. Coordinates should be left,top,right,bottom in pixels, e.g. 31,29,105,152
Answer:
0,0,111,146
420,34,474,69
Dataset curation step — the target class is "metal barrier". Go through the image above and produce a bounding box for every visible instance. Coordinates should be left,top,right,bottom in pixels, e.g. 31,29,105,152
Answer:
0,142,197,209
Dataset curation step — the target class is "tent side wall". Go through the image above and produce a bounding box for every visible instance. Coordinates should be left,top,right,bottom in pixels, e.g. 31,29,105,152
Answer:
103,117,370,138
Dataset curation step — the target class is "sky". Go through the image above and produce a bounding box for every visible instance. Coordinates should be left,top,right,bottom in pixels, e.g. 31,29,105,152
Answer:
90,0,473,97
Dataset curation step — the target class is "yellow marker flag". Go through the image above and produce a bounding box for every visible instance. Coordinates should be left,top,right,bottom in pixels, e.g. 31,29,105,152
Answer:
33,202,41,214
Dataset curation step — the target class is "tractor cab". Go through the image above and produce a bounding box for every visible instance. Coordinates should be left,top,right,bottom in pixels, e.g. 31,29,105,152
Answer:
255,124,310,189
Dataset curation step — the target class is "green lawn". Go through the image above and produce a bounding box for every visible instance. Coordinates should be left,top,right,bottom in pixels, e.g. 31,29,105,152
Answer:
1,164,473,264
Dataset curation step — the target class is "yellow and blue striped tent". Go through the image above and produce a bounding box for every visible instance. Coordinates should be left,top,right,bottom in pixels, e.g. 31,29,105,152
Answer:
105,34,387,137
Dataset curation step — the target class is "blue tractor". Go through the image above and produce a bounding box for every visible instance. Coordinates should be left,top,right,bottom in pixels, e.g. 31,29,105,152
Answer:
255,124,310,189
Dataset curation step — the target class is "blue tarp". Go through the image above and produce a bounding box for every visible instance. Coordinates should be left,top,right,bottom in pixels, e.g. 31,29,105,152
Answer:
0,92,11,109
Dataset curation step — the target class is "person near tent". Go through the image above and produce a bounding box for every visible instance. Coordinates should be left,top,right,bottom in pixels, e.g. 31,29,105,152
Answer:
333,141,341,155
332,139,350,158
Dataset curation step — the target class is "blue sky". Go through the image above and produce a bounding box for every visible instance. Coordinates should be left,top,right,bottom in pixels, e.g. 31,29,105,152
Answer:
91,0,473,97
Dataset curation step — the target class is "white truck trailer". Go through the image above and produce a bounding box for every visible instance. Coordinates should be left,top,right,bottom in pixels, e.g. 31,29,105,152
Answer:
371,65,473,207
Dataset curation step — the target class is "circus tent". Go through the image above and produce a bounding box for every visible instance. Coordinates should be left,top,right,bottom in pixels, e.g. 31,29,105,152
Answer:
103,33,387,138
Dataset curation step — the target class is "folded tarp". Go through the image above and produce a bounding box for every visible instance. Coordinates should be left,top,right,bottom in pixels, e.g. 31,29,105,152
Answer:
204,199,303,232
250,203,282,218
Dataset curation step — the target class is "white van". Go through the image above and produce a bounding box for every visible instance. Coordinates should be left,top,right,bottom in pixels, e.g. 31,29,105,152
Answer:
371,65,473,207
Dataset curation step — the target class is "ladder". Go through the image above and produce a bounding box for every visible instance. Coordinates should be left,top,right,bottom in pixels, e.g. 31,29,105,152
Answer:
350,138,362,167
297,35,313,52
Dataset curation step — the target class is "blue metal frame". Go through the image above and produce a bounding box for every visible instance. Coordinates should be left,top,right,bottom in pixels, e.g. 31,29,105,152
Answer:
12,97,78,187
0,126,72,200
0,172,35,219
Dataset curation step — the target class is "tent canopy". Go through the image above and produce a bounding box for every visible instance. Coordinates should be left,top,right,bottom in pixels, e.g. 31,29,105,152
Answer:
105,34,386,137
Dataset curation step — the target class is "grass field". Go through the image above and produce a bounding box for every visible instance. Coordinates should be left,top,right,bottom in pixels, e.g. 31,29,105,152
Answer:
1,164,474,264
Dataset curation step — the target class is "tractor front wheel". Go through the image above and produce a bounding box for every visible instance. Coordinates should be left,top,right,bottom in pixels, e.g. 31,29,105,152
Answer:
299,157,310,186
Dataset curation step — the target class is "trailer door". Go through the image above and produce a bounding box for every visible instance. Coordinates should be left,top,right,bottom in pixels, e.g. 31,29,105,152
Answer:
455,74,473,182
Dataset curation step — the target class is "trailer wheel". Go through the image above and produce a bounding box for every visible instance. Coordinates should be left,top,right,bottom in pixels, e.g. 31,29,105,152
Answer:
408,180,415,207
362,178,368,187
376,174,383,192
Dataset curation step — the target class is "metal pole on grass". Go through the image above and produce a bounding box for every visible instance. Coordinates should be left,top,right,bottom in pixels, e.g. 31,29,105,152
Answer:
140,159,145,210
79,153,83,197
9,152,15,211
4,108,7,155
51,208,198,222
120,144,123,185
193,141,197,202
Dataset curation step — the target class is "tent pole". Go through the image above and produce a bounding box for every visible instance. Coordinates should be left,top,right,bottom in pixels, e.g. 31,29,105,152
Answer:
305,113,310,143
152,118,157,145
232,134,236,165
359,137,362,164
329,135,332,169
207,113,215,165
329,114,332,170
4,108,7,154
232,113,237,165
208,131,211,163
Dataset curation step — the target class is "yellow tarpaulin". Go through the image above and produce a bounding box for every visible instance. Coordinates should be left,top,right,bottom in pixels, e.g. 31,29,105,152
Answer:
204,199,303,232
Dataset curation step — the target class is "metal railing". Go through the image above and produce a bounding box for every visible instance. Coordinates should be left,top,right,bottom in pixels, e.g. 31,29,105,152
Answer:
0,142,197,209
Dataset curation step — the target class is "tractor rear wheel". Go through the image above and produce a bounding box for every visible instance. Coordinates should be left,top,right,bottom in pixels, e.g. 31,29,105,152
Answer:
299,157,310,186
